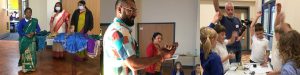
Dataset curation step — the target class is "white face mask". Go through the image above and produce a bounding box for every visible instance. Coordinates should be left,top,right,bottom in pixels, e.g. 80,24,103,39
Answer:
78,6,84,10
55,7,61,12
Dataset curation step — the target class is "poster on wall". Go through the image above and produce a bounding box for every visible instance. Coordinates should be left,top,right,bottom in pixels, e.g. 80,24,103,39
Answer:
8,0,18,10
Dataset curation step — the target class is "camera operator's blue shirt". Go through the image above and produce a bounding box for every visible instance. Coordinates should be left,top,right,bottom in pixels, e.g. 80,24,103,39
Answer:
220,16,242,50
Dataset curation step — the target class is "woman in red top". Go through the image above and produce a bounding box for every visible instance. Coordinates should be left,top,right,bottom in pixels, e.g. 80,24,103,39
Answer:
145,32,163,75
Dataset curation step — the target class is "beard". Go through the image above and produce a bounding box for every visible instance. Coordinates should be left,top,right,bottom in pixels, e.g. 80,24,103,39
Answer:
121,13,135,27
228,15,234,19
227,14,234,19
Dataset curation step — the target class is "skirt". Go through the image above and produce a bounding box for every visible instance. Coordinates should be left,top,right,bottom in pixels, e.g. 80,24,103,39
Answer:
63,33,87,54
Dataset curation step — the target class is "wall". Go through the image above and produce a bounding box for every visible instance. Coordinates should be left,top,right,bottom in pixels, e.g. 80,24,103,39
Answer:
46,0,60,32
276,0,300,31
0,0,10,35
28,0,48,31
100,0,115,23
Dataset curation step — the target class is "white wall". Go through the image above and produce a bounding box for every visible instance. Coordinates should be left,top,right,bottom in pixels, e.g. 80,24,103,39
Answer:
47,0,60,31
100,0,199,55
276,0,300,31
100,0,115,23
29,0,59,31
29,0,47,30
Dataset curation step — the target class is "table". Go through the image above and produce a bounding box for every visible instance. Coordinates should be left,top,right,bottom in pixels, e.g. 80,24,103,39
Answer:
10,20,19,32
225,63,273,75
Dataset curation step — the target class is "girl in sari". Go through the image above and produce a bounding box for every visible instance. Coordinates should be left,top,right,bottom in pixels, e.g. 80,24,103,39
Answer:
50,2,70,59
17,7,41,73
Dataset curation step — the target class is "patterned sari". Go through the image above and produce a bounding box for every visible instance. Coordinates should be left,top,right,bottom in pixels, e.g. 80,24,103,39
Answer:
51,10,70,58
51,10,70,43
18,18,38,72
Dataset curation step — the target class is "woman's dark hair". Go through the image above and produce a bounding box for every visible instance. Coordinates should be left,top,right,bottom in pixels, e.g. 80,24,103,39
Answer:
213,24,226,33
78,0,86,5
174,61,183,71
24,7,32,14
152,32,162,41
54,2,63,13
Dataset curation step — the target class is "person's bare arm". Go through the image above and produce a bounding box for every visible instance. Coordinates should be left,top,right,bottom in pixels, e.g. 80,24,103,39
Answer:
274,3,282,27
266,71,280,75
209,11,221,28
213,0,223,17
211,11,220,24
124,55,163,71
227,31,237,45
213,0,220,12
49,16,55,34
236,27,247,42
221,54,234,63
124,45,176,71
250,11,262,37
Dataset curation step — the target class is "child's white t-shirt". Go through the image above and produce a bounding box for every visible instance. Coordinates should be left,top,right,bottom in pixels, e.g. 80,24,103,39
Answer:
213,40,230,71
250,35,270,63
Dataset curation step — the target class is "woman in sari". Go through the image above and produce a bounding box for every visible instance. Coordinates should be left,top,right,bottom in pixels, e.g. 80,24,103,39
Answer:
50,2,70,59
17,7,41,73
70,0,94,61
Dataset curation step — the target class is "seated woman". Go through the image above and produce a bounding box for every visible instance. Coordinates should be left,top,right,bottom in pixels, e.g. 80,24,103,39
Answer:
200,27,224,75
145,32,163,75
171,61,184,75
17,7,41,73
278,30,300,75
191,64,203,75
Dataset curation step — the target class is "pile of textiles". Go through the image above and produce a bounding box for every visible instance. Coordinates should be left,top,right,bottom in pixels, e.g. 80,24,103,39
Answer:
63,32,88,54
87,35,101,58
51,32,101,58
36,30,50,51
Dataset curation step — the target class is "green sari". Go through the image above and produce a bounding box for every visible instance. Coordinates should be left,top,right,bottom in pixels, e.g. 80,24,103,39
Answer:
18,18,38,72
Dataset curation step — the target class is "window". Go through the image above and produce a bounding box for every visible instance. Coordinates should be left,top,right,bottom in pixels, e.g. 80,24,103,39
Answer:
262,0,275,50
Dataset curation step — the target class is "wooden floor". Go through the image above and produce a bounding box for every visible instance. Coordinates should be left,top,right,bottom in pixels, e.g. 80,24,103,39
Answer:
0,40,250,75
0,40,100,75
